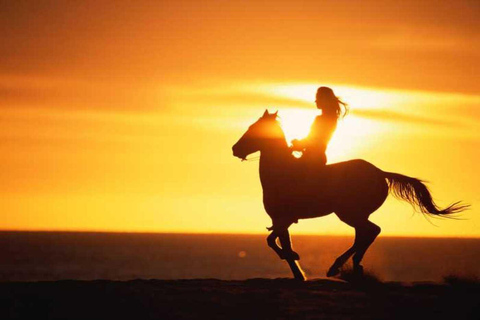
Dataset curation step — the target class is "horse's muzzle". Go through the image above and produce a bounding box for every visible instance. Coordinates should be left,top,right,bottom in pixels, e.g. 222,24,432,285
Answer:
232,145,246,160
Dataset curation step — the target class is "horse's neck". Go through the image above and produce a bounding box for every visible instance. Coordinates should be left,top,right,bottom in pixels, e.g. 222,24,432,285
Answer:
259,141,291,189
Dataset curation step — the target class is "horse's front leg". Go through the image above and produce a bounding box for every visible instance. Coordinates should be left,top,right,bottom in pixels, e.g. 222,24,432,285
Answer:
278,230,300,261
266,230,299,260
267,229,306,281
279,229,306,281
266,231,285,259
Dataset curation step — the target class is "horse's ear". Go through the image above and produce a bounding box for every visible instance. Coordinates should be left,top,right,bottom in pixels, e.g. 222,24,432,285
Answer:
262,109,269,118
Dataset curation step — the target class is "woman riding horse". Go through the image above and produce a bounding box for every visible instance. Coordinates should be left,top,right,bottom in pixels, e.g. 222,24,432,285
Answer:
291,86,348,168
232,92,467,280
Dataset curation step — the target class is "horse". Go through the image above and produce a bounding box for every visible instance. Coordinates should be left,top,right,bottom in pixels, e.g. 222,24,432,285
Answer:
232,110,468,281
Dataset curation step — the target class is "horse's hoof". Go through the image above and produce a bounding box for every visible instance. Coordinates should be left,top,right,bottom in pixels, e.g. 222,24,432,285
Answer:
294,275,306,282
327,267,340,277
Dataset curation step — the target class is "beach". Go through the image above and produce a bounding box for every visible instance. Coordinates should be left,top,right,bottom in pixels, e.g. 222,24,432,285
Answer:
2,232,479,319
2,278,479,319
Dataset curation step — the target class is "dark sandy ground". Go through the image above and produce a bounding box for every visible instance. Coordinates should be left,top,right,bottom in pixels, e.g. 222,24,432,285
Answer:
1,278,479,320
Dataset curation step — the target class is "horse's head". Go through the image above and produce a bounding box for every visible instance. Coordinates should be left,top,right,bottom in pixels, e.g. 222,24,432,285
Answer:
232,109,287,160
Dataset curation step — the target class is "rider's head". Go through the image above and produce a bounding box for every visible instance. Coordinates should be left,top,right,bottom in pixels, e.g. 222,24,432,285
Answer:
315,87,348,118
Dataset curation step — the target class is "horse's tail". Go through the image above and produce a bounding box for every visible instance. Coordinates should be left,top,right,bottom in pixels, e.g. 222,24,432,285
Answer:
382,171,469,217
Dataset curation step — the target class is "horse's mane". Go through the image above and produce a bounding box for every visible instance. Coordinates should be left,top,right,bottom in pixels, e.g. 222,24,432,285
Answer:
271,117,288,144
268,118,299,162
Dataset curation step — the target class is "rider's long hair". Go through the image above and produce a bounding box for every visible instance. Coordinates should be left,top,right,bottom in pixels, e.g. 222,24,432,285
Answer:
316,87,348,119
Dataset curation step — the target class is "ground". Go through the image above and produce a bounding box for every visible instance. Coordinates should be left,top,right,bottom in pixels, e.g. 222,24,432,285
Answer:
1,278,479,319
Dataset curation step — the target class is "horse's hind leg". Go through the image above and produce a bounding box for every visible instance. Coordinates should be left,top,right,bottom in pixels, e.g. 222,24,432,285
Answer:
352,220,381,275
327,222,365,277
327,213,381,277
327,240,357,277
327,213,362,277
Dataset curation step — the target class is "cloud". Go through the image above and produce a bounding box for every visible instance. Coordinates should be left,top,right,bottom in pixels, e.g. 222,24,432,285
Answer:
352,109,463,128
0,0,479,94
180,91,312,109
0,75,168,111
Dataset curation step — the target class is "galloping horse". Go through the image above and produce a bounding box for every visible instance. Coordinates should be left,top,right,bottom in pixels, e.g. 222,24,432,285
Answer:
232,110,467,281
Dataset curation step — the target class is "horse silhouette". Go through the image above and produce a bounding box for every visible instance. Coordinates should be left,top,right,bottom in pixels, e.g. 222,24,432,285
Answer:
232,110,468,281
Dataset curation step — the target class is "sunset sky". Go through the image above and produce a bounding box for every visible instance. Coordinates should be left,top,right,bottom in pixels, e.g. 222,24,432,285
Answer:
1,0,479,237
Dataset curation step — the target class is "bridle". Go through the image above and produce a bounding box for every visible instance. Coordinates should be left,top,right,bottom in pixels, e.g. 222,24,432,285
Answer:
241,155,260,162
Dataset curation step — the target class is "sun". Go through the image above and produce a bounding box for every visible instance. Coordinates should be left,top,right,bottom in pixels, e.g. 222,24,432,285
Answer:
278,107,385,162
278,108,318,144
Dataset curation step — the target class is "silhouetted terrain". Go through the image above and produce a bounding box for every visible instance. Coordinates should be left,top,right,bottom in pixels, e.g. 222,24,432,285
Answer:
1,278,479,319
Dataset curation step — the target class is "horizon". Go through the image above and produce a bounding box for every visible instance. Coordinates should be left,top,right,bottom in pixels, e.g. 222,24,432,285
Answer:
1,229,479,240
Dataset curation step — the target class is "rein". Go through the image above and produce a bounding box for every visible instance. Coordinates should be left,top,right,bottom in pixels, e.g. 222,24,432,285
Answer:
242,155,260,162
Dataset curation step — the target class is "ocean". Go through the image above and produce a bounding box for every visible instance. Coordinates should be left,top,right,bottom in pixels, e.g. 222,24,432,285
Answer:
1,232,479,282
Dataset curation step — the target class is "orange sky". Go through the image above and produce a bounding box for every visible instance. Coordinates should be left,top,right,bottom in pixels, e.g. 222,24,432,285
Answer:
1,1,479,237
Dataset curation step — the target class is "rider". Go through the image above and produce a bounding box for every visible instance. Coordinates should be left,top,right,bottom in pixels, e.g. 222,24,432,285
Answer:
291,86,348,167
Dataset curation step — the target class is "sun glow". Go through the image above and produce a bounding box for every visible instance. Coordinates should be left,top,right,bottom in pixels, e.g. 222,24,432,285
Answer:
278,107,384,162
279,108,318,143
272,83,394,155
244,82,397,147
252,83,395,111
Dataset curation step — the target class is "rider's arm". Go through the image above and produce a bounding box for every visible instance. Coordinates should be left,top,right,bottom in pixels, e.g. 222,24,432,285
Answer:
291,138,308,151
291,116,336,152
290,116,322,151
